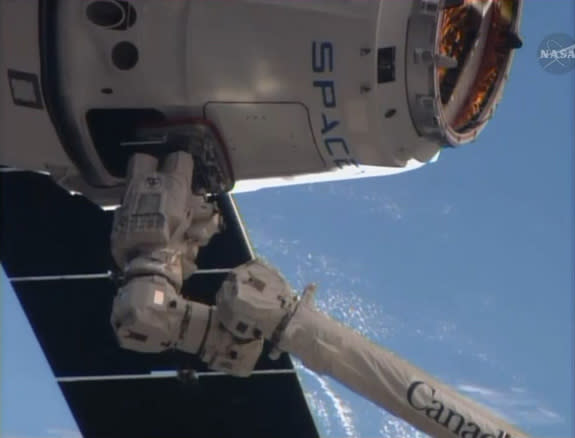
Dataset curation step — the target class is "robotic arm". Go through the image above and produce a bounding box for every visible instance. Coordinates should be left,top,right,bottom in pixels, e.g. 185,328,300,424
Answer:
110,149,529,438
110,150,263,374
217,262,529,438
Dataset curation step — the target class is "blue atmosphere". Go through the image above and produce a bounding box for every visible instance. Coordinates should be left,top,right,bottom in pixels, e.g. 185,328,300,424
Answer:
1,2,573,437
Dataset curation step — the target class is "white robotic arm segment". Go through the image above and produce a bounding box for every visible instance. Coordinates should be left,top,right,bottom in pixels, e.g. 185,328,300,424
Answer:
111,275,207,353
110,150,222,354
189,260,295,377
111,152,195,288
198,308,264,377
279,302,529,438
181,195,223,278
110,267,263,374
216,260,299,341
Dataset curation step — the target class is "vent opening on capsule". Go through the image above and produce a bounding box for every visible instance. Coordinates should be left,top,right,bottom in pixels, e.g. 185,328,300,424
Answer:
377,46,396,84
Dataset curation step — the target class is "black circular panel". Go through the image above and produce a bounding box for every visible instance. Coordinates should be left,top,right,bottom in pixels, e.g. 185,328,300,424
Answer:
86,1,124,28
111,41,139,70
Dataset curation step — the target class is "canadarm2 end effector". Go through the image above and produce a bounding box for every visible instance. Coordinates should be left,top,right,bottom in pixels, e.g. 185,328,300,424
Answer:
110,150,263,374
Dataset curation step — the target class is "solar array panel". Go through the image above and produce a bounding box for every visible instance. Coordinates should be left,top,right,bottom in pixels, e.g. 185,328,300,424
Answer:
1,171,319,438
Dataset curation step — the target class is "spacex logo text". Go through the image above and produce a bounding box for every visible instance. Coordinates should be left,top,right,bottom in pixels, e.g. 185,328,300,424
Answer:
407,381,513,438
311,41,358,169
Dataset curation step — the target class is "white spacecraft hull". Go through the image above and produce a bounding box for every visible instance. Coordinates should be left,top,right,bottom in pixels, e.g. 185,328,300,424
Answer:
1,0,434,193
1,0,521,202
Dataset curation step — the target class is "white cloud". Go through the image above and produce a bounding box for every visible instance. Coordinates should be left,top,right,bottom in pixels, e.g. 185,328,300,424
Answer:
456,383,563,426
511,386,527,394
379,414,429,438
457,383,499,397
441,204,454,215
304,389,332,437
297,365,358,438
536,407,561,421
320,182,405,221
